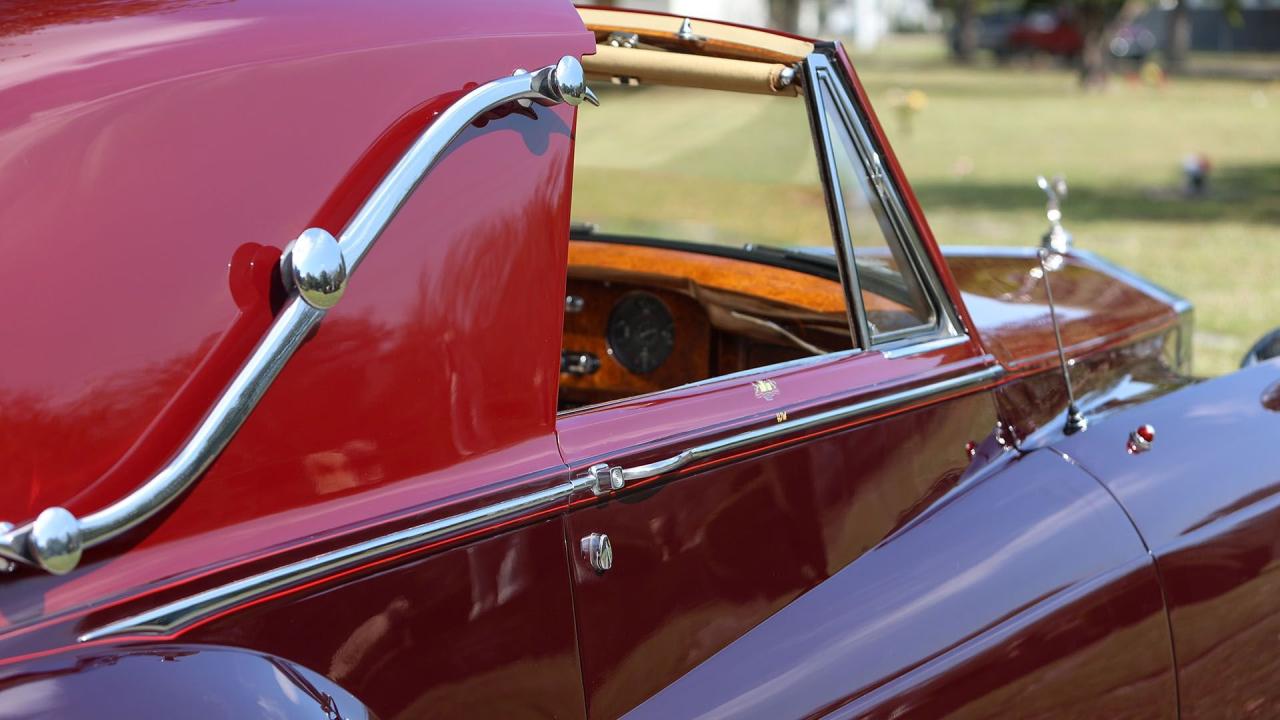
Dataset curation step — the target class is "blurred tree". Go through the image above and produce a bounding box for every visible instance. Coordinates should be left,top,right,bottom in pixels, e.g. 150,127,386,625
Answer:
770,0,802,32
1163,0,1241,74
1077,0,1148,87
952,0,981,62
1164,0,1191,72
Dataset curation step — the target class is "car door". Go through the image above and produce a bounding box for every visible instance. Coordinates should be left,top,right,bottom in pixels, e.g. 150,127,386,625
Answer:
556,46,1003,719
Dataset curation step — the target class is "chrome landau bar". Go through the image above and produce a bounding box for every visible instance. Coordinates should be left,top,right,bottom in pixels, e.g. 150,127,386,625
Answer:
0,57,599,576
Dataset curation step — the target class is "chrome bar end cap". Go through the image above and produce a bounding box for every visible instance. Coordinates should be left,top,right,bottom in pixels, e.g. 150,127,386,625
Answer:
29,507,83,575
537,56,599,107
284,228,348,310
581,533,613,573
0,523,15,573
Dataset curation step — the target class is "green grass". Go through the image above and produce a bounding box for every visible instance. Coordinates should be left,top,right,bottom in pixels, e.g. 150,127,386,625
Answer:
850,36,1280,375
574,42,1280,375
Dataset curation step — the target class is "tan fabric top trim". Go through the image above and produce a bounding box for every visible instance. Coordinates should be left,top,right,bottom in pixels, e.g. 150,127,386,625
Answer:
578,8,815,63
583,44,797,96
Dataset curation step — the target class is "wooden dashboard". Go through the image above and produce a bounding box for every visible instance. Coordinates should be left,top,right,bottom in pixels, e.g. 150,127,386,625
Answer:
559,240,856,408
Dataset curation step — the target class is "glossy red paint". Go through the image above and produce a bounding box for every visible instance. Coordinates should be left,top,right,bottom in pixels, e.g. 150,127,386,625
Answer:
623,449,1175,719
945,249,1180,373
560,339,1000,717
0,4,1257,719
0,643,374,719
1057,361,1280,718
0,0,591,642
186,520,586,720
993,334,1189,445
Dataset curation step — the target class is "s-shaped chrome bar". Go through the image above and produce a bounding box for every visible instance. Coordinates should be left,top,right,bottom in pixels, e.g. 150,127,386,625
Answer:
0,57,598,576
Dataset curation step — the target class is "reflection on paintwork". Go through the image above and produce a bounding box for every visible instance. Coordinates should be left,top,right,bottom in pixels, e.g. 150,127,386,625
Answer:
0,644,373,719
946,252,1179,371
186,521,585,720
305,441,385,495
0,0,590,632
1056,362,1280,718
565,391,999,719
625,450,1173,719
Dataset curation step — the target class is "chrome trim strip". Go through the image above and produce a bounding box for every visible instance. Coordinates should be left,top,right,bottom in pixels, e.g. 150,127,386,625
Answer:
878,334,969,359
584,364,1003,489
79,483,571,643
558,348,863,418
804,55,870,347
1,57,598,576
806,53,963,343
82,364,1002,641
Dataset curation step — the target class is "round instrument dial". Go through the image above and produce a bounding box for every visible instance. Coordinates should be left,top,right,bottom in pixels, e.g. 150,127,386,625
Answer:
606,292,675,374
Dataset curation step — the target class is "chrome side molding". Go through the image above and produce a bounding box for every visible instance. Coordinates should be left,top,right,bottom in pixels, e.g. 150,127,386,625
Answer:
79,364,1000,641
577,365,1004,495
0,56,598,576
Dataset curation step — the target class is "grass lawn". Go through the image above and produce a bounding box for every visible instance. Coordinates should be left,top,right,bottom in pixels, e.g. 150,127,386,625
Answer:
574,40,1279,375
850,37,1280,375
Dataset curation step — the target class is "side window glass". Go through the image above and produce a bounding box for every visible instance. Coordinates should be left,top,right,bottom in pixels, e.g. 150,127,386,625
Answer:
561,82,855,412
818,82,936,341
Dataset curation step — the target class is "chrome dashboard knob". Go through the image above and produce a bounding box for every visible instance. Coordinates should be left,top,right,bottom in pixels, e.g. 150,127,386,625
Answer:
581,533,613,573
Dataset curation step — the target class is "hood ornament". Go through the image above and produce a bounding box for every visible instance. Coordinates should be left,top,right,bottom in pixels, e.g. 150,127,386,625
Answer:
1033,174,1086,435
1038,175,1072,265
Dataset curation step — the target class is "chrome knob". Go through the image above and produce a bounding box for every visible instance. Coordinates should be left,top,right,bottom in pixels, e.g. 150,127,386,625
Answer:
581,533,613,573
535,56,599,107
29,507,83,575
284,228,348,310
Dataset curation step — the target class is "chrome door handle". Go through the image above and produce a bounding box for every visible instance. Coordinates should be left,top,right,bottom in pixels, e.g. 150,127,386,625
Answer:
0,57,599,576
576,366,1003,497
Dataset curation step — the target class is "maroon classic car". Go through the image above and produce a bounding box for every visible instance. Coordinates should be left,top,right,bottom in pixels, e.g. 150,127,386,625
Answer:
2,2,1279,718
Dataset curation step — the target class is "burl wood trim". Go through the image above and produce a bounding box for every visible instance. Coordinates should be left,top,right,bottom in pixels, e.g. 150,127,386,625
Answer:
569,241,847,313
560,279,710,405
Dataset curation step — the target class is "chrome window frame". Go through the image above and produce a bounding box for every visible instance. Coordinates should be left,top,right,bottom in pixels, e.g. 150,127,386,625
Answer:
804,51,962,351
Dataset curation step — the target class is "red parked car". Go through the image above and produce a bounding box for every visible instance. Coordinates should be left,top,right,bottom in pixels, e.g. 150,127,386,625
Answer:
1005,10,1084,59
1,2,1278,718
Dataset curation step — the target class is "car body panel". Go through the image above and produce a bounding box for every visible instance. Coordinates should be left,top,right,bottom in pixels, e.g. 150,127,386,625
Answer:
562,366,998,718
0,2,1267,719
0,0,590,657
0,643,375,720
944,248,1182,374
183,519,586,720
1056,361,1280,718
623,449,1175,719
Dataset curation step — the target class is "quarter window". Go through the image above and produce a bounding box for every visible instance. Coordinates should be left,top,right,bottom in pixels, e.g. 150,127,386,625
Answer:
817,81,936,341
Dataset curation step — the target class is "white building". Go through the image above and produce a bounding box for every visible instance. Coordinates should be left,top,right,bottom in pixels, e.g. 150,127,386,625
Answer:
598,0,940,50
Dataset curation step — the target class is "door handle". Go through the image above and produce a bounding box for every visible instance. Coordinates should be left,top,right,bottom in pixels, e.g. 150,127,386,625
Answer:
0,57,599,576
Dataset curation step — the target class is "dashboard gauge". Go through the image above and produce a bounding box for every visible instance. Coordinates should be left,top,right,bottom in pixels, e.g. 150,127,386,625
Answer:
607,291,675,374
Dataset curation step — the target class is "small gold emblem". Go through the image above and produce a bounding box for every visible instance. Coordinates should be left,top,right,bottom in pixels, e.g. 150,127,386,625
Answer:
753,379,779,401
775,411,788,423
